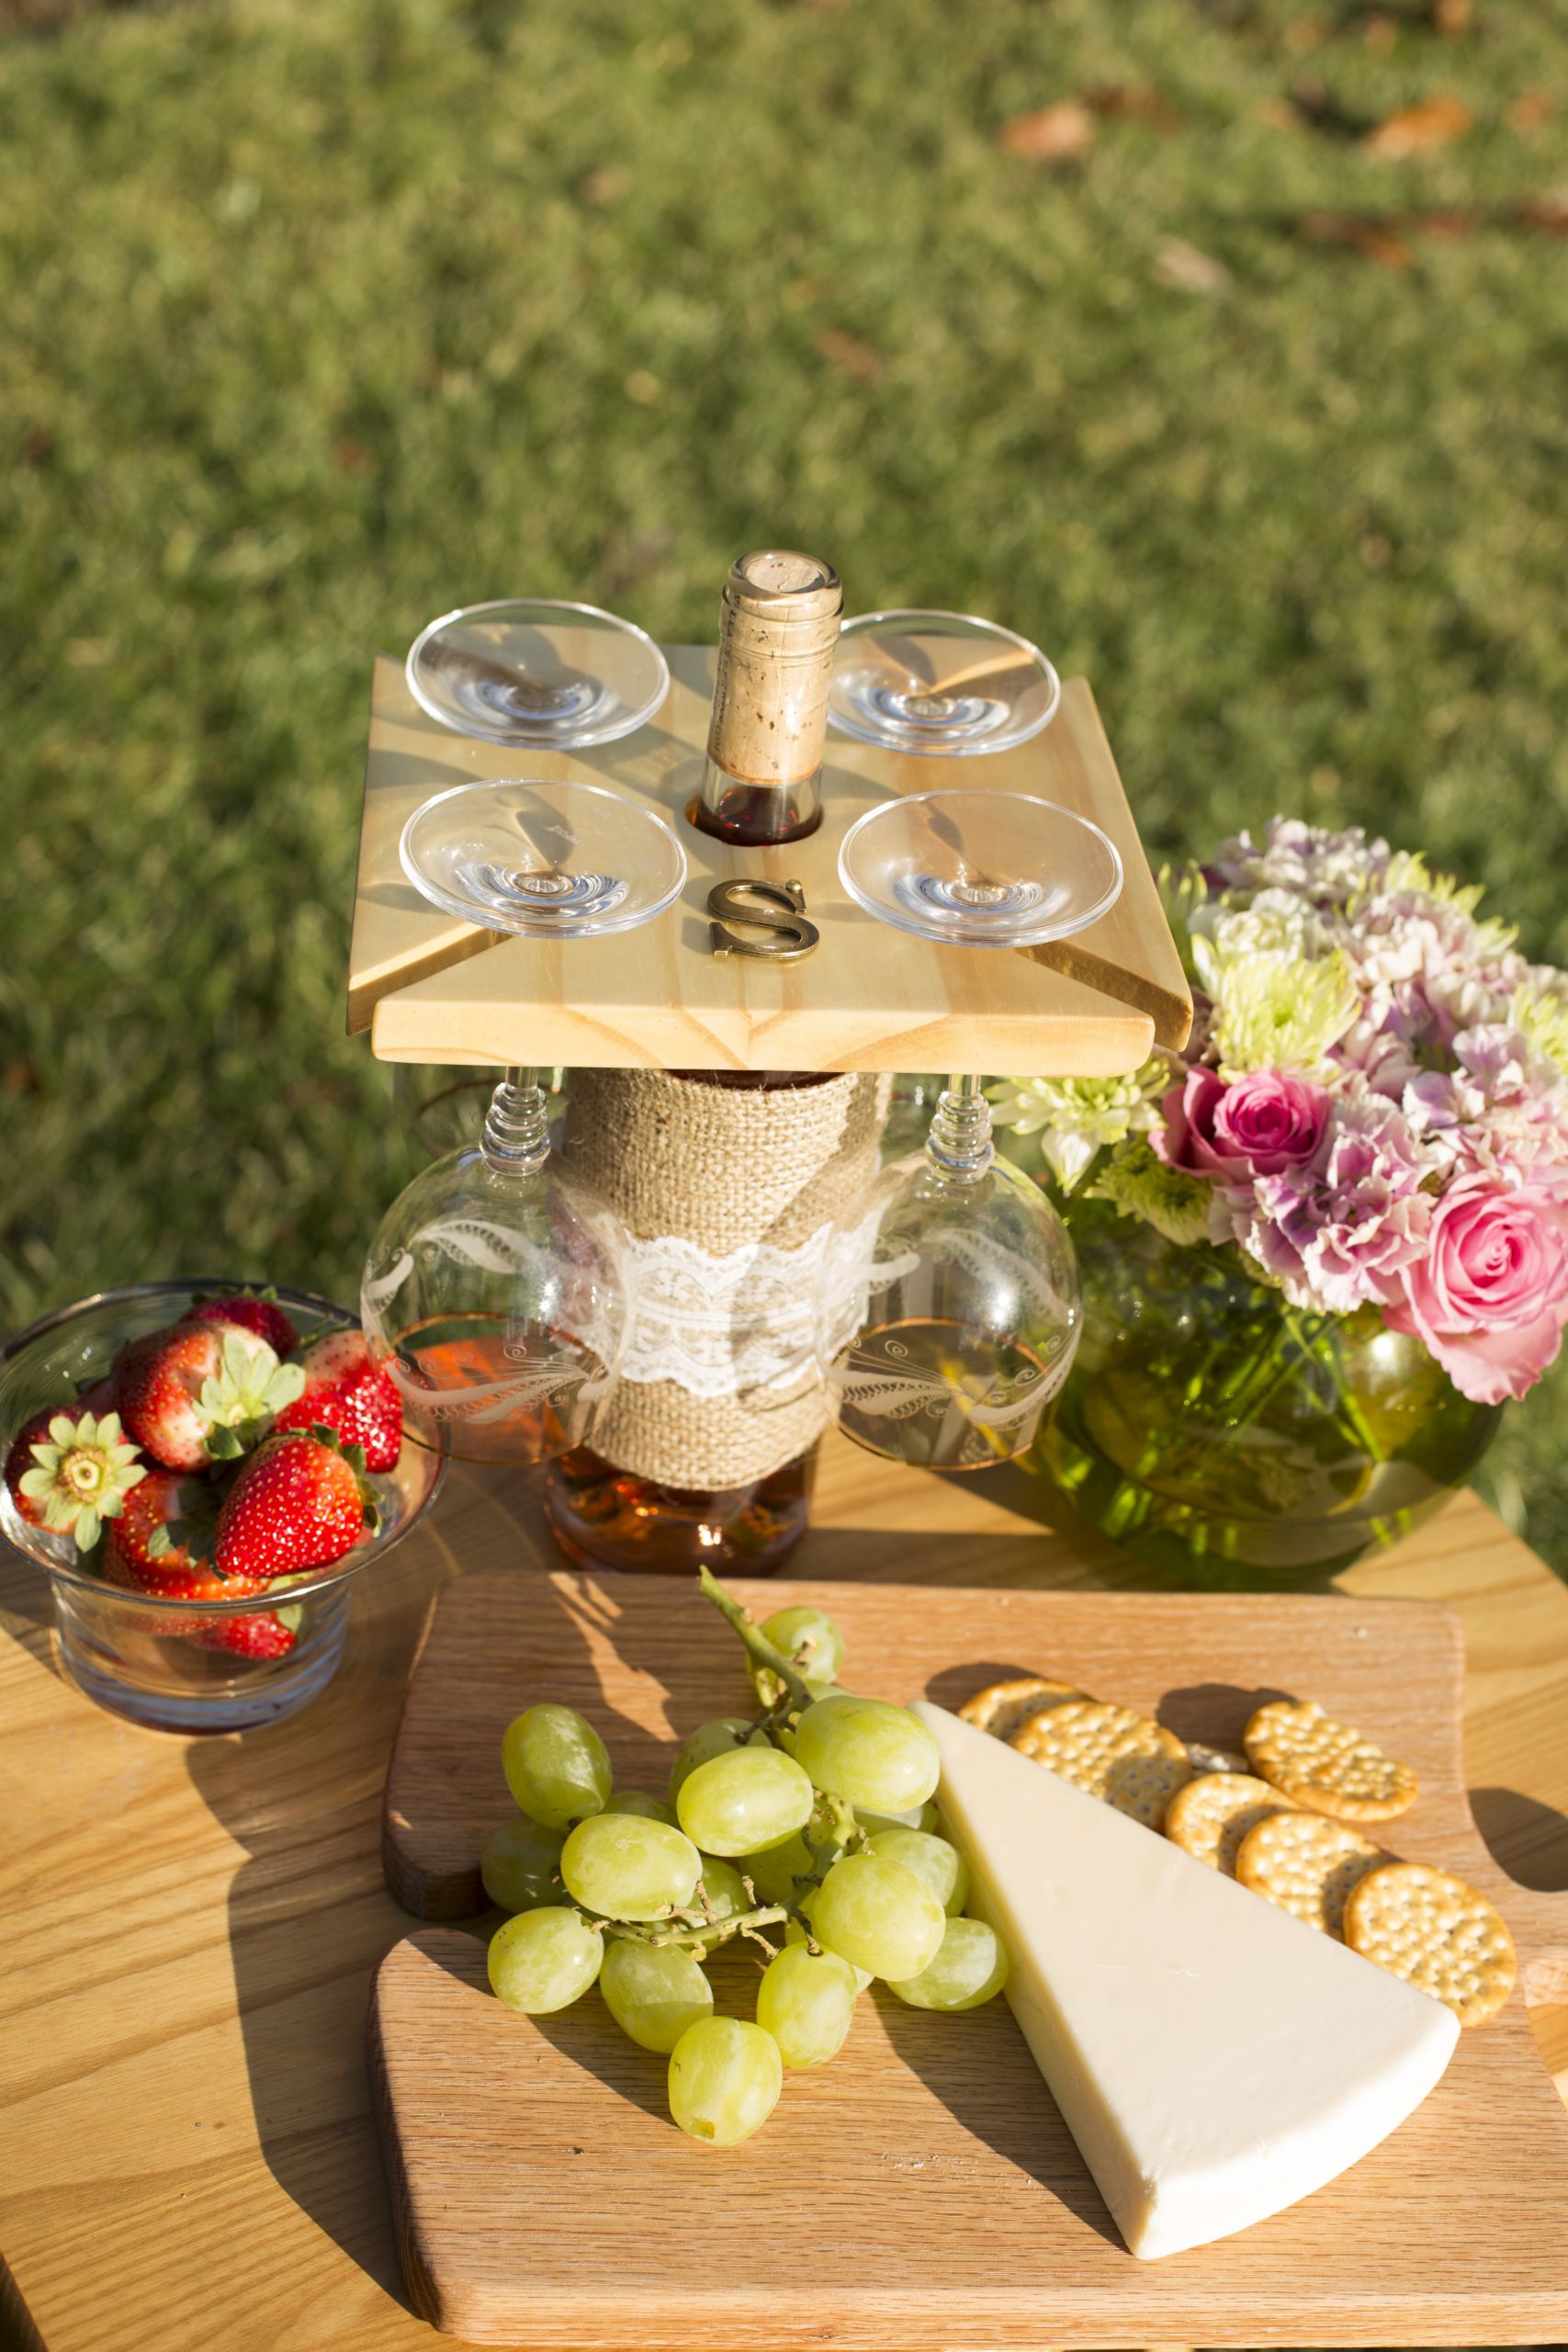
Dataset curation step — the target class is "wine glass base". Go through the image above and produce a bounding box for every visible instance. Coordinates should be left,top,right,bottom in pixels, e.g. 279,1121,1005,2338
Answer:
400,779,687,939
840,788,1123,948
839,679,1013,755
829,609,1061,758
457,859,630,925
406,599,670,749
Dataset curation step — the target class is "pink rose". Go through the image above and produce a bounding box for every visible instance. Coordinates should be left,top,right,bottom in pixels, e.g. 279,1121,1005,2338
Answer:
1156,1069,1330,1182
1385,1174,1568,1405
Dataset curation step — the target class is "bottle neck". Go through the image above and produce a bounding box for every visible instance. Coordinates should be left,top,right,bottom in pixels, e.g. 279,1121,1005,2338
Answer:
692,763,822,845
925,1075,993,1181
480,1069,551,1173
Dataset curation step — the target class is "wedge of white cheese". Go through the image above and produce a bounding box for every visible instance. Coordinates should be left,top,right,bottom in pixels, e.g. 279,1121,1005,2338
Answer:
914,1700,1460,2260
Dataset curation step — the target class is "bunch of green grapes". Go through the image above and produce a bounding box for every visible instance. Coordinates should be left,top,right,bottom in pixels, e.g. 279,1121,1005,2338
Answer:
479,1570,1010,2147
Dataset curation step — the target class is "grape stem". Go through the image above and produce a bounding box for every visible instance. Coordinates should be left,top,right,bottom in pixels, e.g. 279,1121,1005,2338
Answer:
607,1904,787,1953
696,1563,817,1714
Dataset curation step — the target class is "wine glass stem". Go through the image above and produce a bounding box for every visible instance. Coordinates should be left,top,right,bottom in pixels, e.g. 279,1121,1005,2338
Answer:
927,1075,993,1180
481,1069,550,1173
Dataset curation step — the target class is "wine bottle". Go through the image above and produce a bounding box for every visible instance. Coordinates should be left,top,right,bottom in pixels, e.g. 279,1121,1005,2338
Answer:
693,548,841,846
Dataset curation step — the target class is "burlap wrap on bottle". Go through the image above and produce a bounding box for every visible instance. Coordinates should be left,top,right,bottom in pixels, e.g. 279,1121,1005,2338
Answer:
564,1069,888,1490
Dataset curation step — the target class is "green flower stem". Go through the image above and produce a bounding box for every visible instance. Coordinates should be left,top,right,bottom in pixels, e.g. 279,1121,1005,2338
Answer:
696,1562,816,1713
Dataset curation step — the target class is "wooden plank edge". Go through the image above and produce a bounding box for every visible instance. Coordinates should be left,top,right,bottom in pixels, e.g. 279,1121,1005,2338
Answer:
367,1954,452,2336
370,1934,1568,2352
367,989,1157,1076
347,922,503,1036
1036,685,1192,1052
1026,930,1192,1052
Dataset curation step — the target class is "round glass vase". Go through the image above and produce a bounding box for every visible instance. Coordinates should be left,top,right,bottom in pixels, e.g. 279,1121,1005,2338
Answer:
1029,1200,1502,1585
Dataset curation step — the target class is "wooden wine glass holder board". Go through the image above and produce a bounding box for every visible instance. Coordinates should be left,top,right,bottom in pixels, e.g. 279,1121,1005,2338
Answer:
345,647,1191,1077
374,1566,1568,2350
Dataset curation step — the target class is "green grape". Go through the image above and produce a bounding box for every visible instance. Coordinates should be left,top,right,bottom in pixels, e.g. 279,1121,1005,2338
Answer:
601,1939,714,2053
865,1826,969,1917
604,1789,678,1826
809,1853,945,1980
502,1703,612,1832
689,1856,750,1942
488,1906,603,2013
785,1912,872,1992
480,1814,566,1913
667,2017,783,2145
559,1814,702,1920
736,1829,816,1906
756,1942,859,2068
676,1746,814,1858
793,1693,940,1814
750,1605,845,1706
666,1716,767,1805
886,1916,1010,2012
855,1799,942,1836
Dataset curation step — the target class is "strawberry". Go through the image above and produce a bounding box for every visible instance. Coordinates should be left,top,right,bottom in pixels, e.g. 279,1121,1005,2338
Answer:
105,1468,268,1600
4,1404,147,1550
214,1430,378,1583
182,1291,299,1359
4,1407,57,1530
116,1321,305,1472
271,1328,402,1472
186,1610,299,1660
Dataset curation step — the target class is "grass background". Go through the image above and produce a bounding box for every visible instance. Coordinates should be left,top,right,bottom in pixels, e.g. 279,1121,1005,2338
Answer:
2,0,1566,1566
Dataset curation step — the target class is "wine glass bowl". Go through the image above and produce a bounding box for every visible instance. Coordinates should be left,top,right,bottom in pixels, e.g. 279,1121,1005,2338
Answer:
361,1073,628,1466
819,1080,1081,1475
406,598,669,749
400,779,688,939
838,788,1123,948
829,609,1060,758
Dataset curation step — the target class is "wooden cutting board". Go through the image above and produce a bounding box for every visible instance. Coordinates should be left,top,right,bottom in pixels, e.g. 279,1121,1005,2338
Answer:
372,1567,1568,2347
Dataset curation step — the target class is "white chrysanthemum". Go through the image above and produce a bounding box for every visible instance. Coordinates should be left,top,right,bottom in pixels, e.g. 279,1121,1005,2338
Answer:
1088,1139,1214,1248
1189,888,1334,964
1209,819,1391,910
1513,972,1568,1081
987,1060,1168,1190
1193,937,1359,1079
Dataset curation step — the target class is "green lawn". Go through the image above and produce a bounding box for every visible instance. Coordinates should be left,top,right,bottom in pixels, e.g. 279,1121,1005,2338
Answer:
3,0,1566,1567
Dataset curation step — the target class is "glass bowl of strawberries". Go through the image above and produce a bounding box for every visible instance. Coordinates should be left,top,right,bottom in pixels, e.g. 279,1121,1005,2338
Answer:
0,1279,444,1734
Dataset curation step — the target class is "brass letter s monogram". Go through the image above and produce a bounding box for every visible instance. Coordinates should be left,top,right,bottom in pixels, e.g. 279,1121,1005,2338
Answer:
707,879,819,962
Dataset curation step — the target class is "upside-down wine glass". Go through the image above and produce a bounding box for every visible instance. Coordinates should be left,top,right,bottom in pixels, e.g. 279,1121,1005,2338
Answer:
361,1069,628,1464
828,609,1060,759
406,598,670,750
818,1076,1081,1474
838,786,1123,951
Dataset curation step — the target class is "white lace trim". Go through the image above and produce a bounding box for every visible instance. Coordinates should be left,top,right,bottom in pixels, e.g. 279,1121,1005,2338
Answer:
621,1227,838,1398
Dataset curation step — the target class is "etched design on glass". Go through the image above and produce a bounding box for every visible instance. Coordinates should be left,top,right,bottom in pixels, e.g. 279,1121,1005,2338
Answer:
816,1076,1082,1475
826,1317,1077,1472
359,1072,629,1465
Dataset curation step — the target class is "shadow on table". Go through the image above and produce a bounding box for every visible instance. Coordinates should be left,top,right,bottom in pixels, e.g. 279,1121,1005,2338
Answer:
181,1536,454,2320
1471,1786,1568,1894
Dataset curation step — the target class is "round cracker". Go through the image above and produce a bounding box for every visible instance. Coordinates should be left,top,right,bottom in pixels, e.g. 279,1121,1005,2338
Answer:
1010,1700,1191,1830
1344,1860,1517,2027
1165,1772,1295,1876
1244,1698,1417,1822
1235,1810,1387,1936
959,1675,1088,1744
1187,1741,1250,1776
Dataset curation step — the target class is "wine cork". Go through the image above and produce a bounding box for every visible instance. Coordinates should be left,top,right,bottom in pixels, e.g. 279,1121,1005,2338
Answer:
705,550,842,788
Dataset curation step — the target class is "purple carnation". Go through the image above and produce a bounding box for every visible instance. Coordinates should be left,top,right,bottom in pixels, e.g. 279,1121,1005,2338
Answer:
1220,1091,1438,1314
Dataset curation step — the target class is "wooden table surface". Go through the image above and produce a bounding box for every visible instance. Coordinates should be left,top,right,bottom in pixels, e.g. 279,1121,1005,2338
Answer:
4,1437,1568,2352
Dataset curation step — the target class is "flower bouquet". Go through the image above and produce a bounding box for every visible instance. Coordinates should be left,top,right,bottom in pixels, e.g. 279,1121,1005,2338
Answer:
992,819,1568,1583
